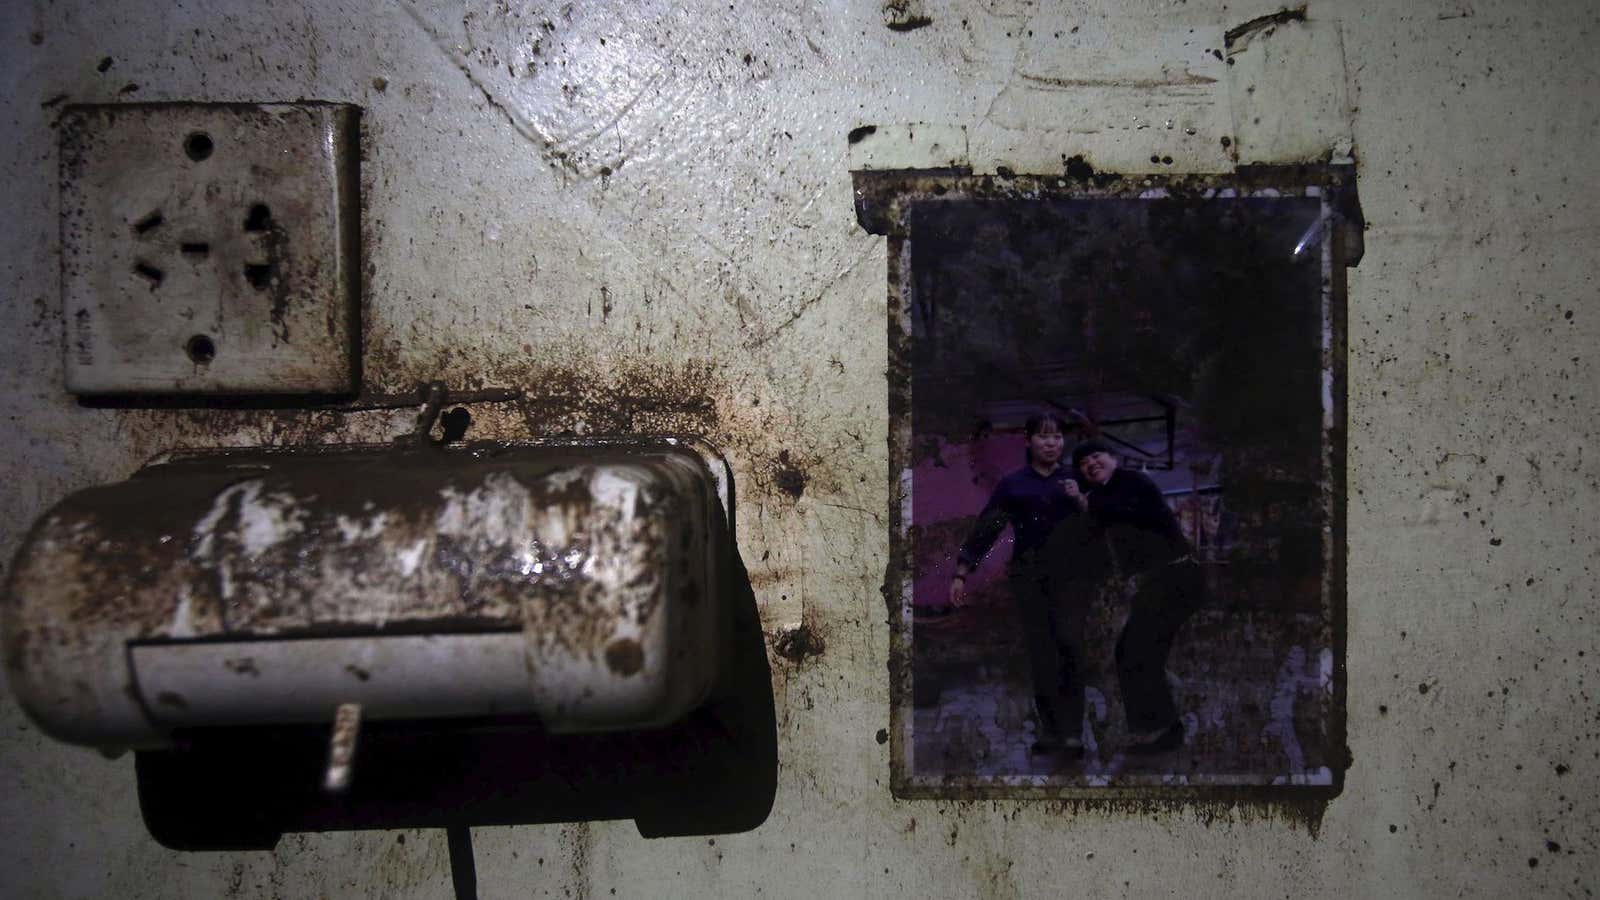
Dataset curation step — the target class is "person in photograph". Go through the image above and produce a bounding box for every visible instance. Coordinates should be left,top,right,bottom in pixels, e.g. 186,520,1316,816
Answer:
948,412,1104,757
1065,439,1206,754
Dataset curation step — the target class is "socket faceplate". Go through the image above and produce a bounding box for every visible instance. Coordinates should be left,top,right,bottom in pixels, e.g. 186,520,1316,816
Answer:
60,103,360,396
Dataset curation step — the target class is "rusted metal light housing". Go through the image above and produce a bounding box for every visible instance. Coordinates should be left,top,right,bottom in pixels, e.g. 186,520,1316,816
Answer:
3,438,731,753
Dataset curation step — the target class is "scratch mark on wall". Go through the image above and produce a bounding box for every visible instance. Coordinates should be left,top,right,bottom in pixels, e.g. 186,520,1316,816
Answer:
1224,4,1308,50
743,245,875,350
556,73,664,160
1019,70,1218,89
395,0,575,174
973,4,1040,129
815,499,883,524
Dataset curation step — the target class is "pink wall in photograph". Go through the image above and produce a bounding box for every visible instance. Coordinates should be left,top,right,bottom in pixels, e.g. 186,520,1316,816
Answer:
910,432,1026,607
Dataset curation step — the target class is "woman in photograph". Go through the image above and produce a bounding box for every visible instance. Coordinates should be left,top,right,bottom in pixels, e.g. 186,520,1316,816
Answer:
1065,439,1206,754
948,413,1105,756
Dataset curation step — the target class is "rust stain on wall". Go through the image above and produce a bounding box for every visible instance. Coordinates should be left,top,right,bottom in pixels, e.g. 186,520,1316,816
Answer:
772,621,826,665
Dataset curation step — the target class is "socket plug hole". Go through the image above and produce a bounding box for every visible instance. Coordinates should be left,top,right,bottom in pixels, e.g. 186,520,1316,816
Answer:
180,242,209,258
244,204,273,232
134,261,164,287
185,334,216,364
244,264,272,289
133,211,164,234
184,132,214,161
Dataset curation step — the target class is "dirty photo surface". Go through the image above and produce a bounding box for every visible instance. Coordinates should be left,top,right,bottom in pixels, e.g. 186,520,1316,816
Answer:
904,192,1339,789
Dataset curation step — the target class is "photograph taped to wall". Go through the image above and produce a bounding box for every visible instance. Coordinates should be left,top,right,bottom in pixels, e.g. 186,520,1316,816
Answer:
865,171,1355,797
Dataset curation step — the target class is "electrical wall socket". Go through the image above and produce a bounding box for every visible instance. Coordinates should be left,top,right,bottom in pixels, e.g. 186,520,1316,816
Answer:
59,103,361,396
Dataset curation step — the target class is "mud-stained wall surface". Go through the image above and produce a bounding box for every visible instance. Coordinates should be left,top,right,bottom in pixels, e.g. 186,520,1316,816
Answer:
1,0,1597,897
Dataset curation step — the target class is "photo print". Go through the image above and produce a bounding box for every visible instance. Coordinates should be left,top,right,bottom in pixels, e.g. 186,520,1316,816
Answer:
860,170,1360,796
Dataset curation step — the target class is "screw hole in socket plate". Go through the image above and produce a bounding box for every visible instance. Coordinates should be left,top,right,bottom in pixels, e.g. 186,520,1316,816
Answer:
184,132,214,162
133,211,164,234
185,334,216,365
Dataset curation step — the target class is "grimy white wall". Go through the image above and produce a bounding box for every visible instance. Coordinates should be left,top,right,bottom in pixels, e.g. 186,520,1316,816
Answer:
2,0,1596,896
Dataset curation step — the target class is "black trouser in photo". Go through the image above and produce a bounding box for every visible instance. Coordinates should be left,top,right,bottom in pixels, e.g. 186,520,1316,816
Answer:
1115,559,1207,734
1007,564,1089,742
